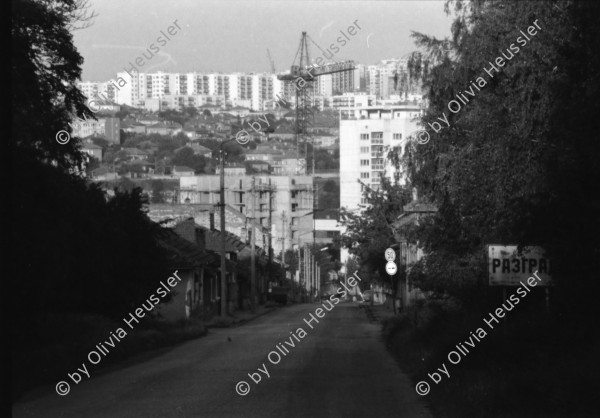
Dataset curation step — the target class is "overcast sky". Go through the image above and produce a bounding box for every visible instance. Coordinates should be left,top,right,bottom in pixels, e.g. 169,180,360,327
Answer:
73,0,453,81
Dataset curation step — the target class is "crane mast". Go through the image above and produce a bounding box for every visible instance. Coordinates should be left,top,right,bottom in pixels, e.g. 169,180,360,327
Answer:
277,31,355,174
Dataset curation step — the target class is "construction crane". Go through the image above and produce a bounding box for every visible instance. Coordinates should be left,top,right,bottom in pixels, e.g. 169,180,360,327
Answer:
277,31,355,175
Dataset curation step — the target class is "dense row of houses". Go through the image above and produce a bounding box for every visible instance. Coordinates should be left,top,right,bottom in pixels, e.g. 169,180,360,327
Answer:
156,217,276,322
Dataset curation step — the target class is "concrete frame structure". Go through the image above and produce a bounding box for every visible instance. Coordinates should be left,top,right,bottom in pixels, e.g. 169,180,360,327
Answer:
177,175,314,256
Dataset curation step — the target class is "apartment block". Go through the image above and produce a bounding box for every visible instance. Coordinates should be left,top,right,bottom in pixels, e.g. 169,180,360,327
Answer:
80,57,423,110
339,104,422,211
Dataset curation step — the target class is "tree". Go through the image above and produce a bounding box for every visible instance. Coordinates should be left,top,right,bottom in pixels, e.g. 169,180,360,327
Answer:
405,0,600,312
184,106,199,119
171,147,202,172
12,0,98,170
122,137,143,148
339,176,411,282
158,109,186,127
172,146,195,166
385,4,600,415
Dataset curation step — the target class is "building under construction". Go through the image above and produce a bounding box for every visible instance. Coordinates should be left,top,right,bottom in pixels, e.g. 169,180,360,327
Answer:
175,175,314,256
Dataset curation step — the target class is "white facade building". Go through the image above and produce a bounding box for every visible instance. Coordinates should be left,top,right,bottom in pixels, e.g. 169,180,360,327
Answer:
80,57,425,109
339,104,422,212
99,71,282,111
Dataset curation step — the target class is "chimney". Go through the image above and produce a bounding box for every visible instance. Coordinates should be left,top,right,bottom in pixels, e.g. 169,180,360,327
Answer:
209,212,215,230
412,187,418,202
174,217,197,244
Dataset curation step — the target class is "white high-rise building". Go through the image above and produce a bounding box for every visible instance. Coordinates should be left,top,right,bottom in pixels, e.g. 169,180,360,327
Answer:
317,74,333,97
339,104,423,212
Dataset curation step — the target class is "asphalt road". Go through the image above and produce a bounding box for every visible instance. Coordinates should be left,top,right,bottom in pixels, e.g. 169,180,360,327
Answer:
13,303,432,418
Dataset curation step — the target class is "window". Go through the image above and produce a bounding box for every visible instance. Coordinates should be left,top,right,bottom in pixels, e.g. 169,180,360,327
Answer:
372,159,384,170
360,146,369,153
393,133,402,140
360,159,369,166
360,133,369,140
371,132,383,140
371,145,384,157
360,172,370,179
292,203,298,212
292,217,298,226
360,197,368,204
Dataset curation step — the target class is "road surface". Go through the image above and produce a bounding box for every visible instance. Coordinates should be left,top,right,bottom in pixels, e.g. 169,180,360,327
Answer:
14,303,432,418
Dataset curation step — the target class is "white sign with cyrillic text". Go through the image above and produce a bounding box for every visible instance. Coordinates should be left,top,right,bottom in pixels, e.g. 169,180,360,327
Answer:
488,245,552,286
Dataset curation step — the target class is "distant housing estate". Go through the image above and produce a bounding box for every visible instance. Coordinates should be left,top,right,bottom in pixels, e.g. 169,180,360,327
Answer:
77,57,424,112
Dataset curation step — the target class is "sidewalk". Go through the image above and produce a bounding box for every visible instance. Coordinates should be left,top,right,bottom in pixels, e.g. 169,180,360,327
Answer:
205,303,278,328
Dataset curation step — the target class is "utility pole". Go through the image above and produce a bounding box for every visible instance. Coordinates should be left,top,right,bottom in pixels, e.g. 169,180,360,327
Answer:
309,245,313,302
289,217,294,302
297,244,302,303
313,183,317,252
281,211,286,286
312,182,317,302
312,137,315,176
304,243,308,302
250,177,256,312
267,178,273,292
219,144,228,317
315,260,319,301
305,244,309,302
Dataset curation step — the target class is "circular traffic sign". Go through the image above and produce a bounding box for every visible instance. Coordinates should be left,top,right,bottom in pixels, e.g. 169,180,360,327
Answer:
385,248,396,261
386,261,397,275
